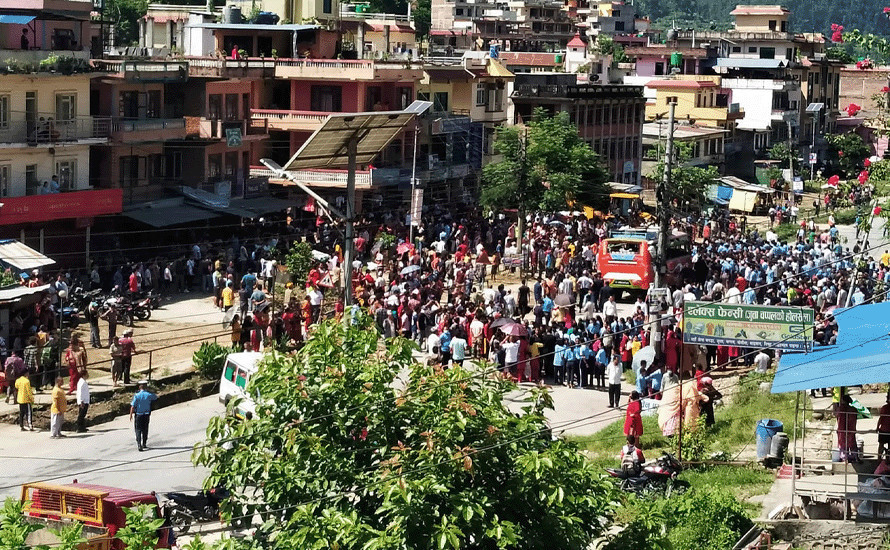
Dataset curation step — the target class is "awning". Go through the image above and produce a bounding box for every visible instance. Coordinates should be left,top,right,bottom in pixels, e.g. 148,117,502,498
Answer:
729,189,758,212
610,192,639,199
123,201,221,228
0,283,49,306
773,302,890,393
226,197,293,217
0,15,35,24
0,240,54,271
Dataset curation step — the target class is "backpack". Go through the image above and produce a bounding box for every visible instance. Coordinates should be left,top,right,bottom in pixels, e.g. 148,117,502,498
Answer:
621,445,641,476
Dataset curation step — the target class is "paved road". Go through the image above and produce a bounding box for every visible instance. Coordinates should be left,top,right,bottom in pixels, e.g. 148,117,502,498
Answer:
0,395,220,500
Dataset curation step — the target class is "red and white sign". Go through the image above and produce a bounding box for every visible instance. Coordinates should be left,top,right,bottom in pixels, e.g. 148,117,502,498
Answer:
0,189,123,226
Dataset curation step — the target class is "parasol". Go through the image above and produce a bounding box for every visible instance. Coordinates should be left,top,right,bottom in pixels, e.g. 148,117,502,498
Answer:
396,242,415,255
632,346,656,376
400,265,421,275
554,293,574,307
490,317,514,330
501,323,528,337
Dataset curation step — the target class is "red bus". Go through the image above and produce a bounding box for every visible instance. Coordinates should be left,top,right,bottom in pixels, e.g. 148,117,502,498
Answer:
597,228,691,295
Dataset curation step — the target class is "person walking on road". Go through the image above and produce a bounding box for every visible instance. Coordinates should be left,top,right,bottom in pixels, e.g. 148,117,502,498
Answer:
50,376,67,438
606,355,623,408
130,380,158,451
118,329,137,385
15,372,34,431
64,335,87,395
75,369,90,433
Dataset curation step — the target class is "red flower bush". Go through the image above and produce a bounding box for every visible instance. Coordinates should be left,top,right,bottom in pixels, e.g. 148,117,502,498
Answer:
856,58,874,70
846,103,862,116
866,158,873,167
882,86,890,93
831,23,844,42
827,175,840,187
859,170,870,184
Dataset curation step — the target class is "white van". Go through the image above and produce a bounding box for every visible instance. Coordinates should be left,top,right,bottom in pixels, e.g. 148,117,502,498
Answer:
218,352,263,418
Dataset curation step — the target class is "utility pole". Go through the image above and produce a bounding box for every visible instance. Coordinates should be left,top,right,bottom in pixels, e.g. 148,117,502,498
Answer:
654,101,675,289
409,122,420,244
344,135,357,308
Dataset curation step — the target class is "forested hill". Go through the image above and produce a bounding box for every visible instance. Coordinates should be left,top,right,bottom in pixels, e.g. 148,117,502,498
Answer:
639,0,890,37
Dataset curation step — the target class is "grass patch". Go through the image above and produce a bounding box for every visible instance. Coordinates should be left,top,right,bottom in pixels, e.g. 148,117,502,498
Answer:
773,222,799,242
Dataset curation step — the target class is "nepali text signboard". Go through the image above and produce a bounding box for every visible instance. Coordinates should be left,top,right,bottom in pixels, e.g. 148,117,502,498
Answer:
682,301,813,351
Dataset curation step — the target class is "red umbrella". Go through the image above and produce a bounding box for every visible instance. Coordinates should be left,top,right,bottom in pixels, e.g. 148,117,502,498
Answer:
396,242,415,255
501,323,528,337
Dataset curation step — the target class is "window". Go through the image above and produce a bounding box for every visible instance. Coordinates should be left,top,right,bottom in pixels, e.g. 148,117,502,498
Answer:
786,48,793,59
456,7,463,15
0,95,9,129
654,62,664,75
322,0,332,13
208,94,222,119
55,159,76,190
615,21,625,31
224,362,235,382
613,9,620,16
748,46,757,53
120,156,139,186
235,369,248,389
225,94,239,120
0,164,9,197
147,91,161,118
55,93,76,122
417,91,430,102
397,87,413,109
310,86,342,112
208,154,222,180
25,165,36,194
732,46,741,53
476,85,486,106
666,96,677,105
781,20,787,32
225,152,237,178
433,91,448,112
759,47,775,59
365,86,383,110
768,20,776,30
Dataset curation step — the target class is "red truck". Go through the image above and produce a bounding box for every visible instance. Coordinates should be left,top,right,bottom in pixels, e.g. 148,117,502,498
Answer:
20,481,173,549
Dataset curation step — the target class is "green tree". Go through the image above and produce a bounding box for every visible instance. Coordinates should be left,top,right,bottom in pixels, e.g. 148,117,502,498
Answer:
413,0,431,38
104,0,149,46
481,108,610,213
0,498,86,550
283,241,314,287
194,316,616,549
651,141,718,207
768,141,800,172
826,133,870,177
114,504,165,550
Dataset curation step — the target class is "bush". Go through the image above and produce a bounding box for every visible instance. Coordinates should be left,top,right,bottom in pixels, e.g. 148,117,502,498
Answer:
663,488,754,550
284,241,313,287
192,341,229,379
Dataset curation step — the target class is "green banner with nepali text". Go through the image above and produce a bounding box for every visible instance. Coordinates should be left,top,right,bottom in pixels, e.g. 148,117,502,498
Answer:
682,301,814,351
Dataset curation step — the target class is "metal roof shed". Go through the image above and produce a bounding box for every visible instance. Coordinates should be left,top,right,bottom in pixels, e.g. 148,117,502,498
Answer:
0,240,54,272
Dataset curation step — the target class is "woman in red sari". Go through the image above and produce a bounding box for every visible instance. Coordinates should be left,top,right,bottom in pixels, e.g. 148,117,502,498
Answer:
624,390,643,446
836,393,860,462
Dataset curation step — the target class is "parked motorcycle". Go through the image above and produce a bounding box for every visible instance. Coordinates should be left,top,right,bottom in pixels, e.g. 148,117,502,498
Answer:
162,487,230,533
605,452,688,497
59,306,80,329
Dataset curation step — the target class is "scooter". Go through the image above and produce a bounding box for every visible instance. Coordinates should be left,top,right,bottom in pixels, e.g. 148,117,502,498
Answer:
162,487,230,533
605,452,688,497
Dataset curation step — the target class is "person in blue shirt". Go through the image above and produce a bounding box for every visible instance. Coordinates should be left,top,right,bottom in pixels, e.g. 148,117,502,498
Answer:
594,345,608,388
552,339,566,385
541,295,554,325
129,380,158,451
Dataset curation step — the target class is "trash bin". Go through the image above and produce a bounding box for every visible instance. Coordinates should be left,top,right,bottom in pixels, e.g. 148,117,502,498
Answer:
770,432,789,460
756,419,784,460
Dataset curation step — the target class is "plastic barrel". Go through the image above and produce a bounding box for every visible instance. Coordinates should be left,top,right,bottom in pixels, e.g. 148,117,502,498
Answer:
756,419,784,460
770,432,789,460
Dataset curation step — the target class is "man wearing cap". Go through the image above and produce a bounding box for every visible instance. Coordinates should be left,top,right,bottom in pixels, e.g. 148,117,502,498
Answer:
118,329,136,385
129,380,158,451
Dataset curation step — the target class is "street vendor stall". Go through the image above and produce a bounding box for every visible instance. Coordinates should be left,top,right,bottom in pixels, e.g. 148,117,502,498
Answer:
773,301,890,521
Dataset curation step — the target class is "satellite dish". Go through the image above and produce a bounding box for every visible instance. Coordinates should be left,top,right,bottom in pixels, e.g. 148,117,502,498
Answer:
591,73,600,81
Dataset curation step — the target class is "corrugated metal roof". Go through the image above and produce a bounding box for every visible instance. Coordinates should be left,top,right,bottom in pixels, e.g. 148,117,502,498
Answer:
123,202,221,228
716,58,787,69
773,302,890,393
0,284,48,305
0,240,54,271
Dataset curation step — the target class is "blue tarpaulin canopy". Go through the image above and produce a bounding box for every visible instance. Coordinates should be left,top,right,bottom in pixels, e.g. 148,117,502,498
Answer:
772,301,890,393
0,15,35,24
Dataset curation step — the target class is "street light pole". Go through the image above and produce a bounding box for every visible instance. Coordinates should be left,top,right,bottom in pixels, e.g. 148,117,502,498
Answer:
409,122,419,244
654,101,676,290
344,135,358,308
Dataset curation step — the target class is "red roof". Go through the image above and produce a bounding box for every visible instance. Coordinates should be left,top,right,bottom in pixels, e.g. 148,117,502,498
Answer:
646,79,719,89
730,5,789,16
567,32,586,48
499,52,560,66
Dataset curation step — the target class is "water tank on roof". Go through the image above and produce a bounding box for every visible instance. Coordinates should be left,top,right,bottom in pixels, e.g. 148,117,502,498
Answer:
254,11,280,24
666,28,678,41
670,52,683,67
223,5,242,24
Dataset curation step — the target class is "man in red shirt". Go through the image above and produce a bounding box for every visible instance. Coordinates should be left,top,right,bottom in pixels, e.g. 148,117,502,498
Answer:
118,329,137,385
129,268,139,295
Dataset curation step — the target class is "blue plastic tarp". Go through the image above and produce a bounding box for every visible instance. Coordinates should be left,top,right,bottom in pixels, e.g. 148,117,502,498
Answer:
0,15,35,24
772,301,890,393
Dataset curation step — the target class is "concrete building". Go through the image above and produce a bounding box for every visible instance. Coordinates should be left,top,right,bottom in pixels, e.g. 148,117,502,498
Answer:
510,73,645,184
641,123,726,178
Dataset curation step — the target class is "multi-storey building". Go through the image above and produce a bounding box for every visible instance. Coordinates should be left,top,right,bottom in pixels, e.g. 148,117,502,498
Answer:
510,73,645,184
0,0,122,258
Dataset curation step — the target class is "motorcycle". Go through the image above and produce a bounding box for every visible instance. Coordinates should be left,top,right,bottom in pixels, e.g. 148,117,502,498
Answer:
162,487,230,534
103,298,134,327
59,306,80,328
605,452,688,497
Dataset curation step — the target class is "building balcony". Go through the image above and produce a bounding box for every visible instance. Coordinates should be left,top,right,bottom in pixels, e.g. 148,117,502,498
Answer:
339,6,413,21
117,178,186,206
685,106,745,122
722,78,796,91
110,118,186,144
273,59,423,81
0,48,90,69
93,59,189,83
676,30,793,42
251,109,331,132
186,57,276,79
197,119,268,140
0,188,123,226
0,117,109,148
